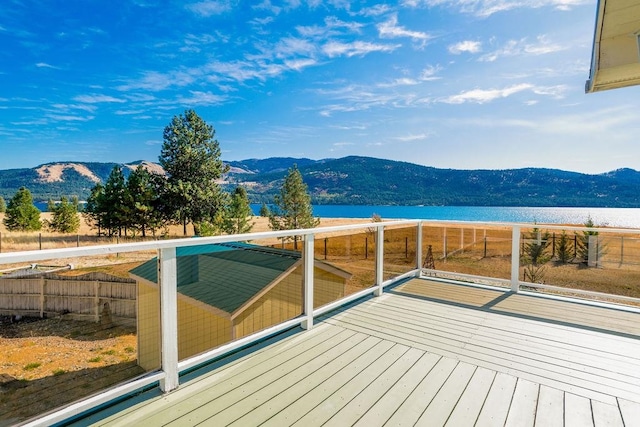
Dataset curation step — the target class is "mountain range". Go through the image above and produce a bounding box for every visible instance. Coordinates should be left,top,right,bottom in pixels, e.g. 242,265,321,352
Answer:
0,156,639,208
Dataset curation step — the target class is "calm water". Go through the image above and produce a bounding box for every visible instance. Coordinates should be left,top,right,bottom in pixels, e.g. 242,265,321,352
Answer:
252,205,640,229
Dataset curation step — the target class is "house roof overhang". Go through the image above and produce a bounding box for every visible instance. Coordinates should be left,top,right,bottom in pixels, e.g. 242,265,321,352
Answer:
586,0,640,93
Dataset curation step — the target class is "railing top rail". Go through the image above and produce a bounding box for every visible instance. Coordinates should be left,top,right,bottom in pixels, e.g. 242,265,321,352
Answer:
0,220,419,265
1,217,639,265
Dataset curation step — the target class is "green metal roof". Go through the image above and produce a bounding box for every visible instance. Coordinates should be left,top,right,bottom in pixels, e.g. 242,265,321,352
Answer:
130,243,302,314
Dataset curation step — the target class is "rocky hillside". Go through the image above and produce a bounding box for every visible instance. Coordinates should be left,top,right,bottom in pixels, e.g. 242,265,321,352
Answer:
1,157,639,207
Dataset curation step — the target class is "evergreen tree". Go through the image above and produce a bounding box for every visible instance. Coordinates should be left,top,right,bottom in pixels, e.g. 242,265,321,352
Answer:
576,215,606,266
124,165,163,237
259,202,270,217
47,198,56,212
3,187,42,232
222,186,254,234
521,227,551,283
45,197,80,233
159,109,228,235
102,166,127,236
0,196,5,213
269,165,319,249
554,230,574,263
83,183,106,235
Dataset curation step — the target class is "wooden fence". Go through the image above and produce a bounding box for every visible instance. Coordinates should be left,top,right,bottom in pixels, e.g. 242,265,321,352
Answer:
0,271,136,323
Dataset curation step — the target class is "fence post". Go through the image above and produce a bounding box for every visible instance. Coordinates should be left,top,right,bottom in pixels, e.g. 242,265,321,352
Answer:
365,237,368,260
302,234,315,330
484,236,487,258
40,278,45,318
324,237,327,260
375,225,384,297
621,236,624,265
158,247,179,393
405,237,408,259
416,222,423,276
443,228,447,260
94,281,100,323
39,233,42,250
77,234,80,248
511,226,521,292
460,228,464,253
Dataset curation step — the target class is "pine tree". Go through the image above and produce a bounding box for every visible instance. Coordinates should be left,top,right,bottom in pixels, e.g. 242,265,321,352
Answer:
124,165,163,237
159,109,228,235
554,230,574,263
45,197,80,233
83,183,106,235
259,203,270,217
269,164,319,249
521,227,551,283
222,186,254,234
3,187,42,232
0,196,5,213
576,215,606,266
102,166,127,237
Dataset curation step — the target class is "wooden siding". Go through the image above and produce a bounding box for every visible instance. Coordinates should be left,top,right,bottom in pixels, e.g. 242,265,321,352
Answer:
88,278,640,427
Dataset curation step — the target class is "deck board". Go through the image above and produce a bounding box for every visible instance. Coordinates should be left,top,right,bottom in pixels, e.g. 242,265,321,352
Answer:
88,278,640,427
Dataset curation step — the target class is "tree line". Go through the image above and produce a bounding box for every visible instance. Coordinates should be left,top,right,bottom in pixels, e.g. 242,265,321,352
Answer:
2,110,319,240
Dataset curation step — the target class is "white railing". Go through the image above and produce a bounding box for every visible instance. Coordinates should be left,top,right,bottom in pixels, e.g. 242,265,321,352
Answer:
3,219,639,426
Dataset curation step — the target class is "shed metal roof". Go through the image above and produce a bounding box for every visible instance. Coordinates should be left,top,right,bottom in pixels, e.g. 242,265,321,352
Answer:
130,243,302,314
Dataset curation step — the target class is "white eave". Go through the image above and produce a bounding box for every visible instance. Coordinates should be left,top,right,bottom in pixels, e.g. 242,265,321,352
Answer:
586,0,640,93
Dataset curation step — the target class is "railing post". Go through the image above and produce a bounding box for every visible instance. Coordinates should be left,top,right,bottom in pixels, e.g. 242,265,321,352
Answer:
511,226,521,292
375,225,384,296
159,247,179,393
416,222,423,277
302,234,315,330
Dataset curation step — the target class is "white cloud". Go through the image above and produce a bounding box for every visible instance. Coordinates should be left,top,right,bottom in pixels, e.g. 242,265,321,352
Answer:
35,62,60,69
73,94,126,103
186,1,232,17
285,58,318,71
402,0,589,17
177,90,227,105
419,65,442,80
377,14,431,43
45,114,95,122
322,40,399,57
442,83,534,104
480,36,565,62
448,40,481,54
394,133,429,141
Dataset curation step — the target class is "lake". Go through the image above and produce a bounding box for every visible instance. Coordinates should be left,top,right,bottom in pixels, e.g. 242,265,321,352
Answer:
251,205,640,229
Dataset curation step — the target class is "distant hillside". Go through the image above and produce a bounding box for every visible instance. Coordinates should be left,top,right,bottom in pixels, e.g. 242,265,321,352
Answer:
1,157,639,207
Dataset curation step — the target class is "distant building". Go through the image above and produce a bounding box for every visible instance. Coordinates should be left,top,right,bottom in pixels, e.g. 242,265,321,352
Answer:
130,242,351,370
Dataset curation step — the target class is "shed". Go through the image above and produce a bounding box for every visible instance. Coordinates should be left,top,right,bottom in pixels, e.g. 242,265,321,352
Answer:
130,242,351,370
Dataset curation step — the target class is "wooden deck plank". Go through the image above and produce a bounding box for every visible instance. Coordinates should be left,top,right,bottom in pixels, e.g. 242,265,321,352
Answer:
324,308,638,404
591,400,625,427
321,347,426,427
365,299,640,386
220,335,385,426
475,372,518,427
534,385,564,427
444,366,495,426
618,398,640,427
381,357,459,426
413,362,477,426
504,379,539,427
169,331,370,426
259,339,397,427
351,352,441,427
564,393,595,427
127,327,360,427
290,343,411,427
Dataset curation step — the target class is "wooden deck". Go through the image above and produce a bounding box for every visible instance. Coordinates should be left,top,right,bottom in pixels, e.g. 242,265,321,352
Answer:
77,278,640,426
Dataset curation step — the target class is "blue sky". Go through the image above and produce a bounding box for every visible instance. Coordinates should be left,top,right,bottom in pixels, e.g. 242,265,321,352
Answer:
2,0,639,174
